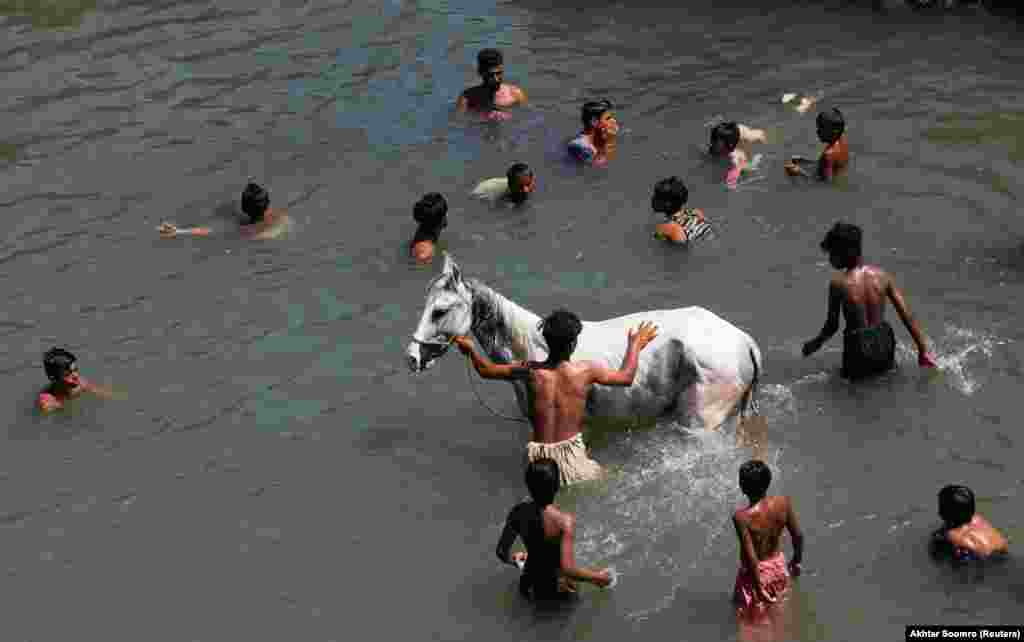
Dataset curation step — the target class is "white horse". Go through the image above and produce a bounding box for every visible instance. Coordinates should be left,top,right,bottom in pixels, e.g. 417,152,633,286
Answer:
406,255,763,429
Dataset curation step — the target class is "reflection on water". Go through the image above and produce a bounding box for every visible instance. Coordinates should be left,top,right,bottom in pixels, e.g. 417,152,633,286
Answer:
0,0,97,29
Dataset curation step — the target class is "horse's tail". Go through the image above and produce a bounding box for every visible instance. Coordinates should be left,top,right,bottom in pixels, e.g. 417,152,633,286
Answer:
740,346,761,419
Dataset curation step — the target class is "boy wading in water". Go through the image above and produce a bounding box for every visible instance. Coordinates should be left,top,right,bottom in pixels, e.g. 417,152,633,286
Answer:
802,222,937,379
784,108,849,181
408,193,448,264
567,100,620,166
456,48,527,120
732,460,803,610
930,485,1009,563
496,458,613,600
708,121,766,187
651,176,712,245
453,310,658,485
37,348,114,412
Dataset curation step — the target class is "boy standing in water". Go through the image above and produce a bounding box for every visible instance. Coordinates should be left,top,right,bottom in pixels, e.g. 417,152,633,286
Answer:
784,108,849,181
708,121,767,187
409,193,448,264
802,222,938,379
496,458,612,600
930,485,1009,562
732,460,803,609
37,348,113,412
456,49,527,120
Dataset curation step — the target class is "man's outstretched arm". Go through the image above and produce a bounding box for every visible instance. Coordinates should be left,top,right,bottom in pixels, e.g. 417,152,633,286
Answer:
453,336,529,380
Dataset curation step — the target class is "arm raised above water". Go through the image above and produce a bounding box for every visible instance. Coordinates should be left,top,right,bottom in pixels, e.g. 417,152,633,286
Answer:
585,322,658,386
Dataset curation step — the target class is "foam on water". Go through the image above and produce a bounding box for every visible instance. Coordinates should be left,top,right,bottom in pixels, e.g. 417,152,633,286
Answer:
930,324,1011,396
562,402,789,620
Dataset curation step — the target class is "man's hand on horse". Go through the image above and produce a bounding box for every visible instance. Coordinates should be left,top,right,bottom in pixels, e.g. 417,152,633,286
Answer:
628,321,659,350
452,335,475,355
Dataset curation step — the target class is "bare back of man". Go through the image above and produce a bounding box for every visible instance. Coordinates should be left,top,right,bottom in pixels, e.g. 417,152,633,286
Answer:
804,223,936,379
835,264,889,331
734,496,793,563
732,494,803,608
527,360,630,445
455,319,657,485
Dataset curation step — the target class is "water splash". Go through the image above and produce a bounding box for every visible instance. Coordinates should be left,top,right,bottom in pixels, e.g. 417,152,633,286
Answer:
931,324,1010,396
562,412,787,620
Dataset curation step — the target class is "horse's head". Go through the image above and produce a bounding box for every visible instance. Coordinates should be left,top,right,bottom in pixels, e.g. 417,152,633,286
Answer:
406,254,474,373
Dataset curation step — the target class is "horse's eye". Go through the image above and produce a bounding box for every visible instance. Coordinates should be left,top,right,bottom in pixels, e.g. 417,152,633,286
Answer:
431,308,447,321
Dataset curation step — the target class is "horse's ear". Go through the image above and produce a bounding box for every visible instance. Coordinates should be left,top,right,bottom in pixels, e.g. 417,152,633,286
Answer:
441,253,462,285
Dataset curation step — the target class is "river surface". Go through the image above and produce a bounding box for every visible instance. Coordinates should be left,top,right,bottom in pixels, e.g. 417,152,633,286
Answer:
1,1,1022,640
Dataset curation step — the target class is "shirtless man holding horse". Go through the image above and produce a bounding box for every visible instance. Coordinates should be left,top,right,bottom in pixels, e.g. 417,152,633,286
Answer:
453,310,658,485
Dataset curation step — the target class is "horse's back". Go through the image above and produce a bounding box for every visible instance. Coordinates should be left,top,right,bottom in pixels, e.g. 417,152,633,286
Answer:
577,306,758,377
585,306,752,343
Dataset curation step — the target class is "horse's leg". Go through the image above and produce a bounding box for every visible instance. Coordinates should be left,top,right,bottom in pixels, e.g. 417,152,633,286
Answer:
682,382,745,430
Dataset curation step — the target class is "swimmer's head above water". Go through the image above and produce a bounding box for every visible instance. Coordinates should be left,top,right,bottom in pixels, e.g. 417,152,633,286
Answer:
938,485,975,529
581,100,619,137
739,459,772,500
820,221,862,270
538,309,583,363
525,458,561,506
651,176,688,215
477,48,504,92
709,121,740,157
506,163,535,203
43,347,79,388
413,192,448,238
816,108,845,145
241,182,270,223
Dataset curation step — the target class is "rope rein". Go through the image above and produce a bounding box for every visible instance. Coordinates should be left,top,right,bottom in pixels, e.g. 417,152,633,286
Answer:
463,355,530,423
412,333,530,423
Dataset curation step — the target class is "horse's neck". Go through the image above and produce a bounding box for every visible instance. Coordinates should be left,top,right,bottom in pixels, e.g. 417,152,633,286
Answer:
468,280,544,365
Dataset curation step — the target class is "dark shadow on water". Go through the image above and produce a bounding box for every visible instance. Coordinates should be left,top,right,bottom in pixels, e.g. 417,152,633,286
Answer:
0,0,97,30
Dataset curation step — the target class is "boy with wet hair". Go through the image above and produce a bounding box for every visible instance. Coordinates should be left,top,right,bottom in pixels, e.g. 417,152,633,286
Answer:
159,182,289,240
506,163,535,204
651,176,712,245
930,485,1009,562
496,458,612,601
37,347,113,412
453,309,658,485
567,100,619,166
708,121,766,187
456,48,527,118
470,162,535,205
732,460,803,609
784,107,849,181
802,222,937,379
409,192,448,263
